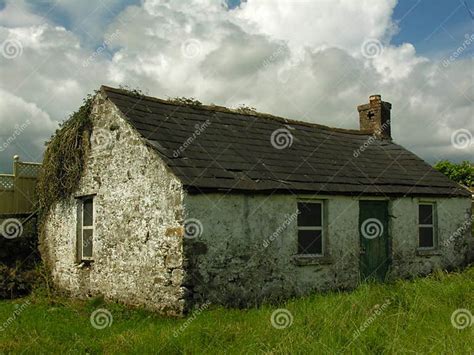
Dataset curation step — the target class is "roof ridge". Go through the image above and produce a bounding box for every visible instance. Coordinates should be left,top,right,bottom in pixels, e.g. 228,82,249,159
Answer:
100,85,372,136
98,85,470,197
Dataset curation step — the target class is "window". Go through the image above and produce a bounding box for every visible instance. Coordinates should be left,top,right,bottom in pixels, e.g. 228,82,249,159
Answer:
78,197,94,261
297,201,324,255
418,203,436,248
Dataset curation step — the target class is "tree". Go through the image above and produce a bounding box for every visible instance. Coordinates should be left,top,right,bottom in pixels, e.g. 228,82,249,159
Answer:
433,160,473,188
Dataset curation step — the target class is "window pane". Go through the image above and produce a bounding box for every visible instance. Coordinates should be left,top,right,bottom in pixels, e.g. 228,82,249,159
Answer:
298,230,322,255
419,204,433,225
82,229,93,258
297,202,322,227
83,199,93,227
419,227,434,248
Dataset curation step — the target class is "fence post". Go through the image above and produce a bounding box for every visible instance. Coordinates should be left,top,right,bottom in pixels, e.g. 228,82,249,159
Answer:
13,155,20,214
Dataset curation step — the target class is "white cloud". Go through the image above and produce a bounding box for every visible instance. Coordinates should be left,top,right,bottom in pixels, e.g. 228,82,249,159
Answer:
0,89,56,166
0,0,472,171
0,21,110,116
372,43,428,82
0,17,110,169
0,0,45,28
234,0,397,53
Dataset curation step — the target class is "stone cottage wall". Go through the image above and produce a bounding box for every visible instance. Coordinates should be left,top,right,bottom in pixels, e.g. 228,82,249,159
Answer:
390,197,472,277
183,193,471,308
41,93,186,316
182,194,361,308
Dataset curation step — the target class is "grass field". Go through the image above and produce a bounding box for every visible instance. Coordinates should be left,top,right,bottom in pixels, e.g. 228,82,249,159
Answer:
0,267,473,354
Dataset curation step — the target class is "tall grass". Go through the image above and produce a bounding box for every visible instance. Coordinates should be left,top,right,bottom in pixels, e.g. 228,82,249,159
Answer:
0,267,473,354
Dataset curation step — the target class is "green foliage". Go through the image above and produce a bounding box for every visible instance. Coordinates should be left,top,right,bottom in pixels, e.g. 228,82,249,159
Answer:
118,85,146,97
434,160,473,187
0,218,41,299
34,93,94,278
0,267,473,353
0,219,38,267
37,94,94,228
0,262,40,299
37,86,148,219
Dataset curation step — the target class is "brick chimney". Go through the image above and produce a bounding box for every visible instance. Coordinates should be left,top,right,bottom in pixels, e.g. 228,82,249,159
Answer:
357,95,392,140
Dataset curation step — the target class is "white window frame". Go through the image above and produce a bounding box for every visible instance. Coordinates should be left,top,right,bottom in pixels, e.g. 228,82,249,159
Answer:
79,197,95,261
297,200,325,256
418,202,437,250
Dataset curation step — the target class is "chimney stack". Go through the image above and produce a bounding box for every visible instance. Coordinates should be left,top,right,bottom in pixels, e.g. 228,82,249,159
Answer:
357,95,392,140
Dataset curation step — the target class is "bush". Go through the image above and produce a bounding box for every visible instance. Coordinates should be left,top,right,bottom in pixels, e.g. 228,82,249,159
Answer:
0,217,41,299
0,262,40,299
433,160,473,187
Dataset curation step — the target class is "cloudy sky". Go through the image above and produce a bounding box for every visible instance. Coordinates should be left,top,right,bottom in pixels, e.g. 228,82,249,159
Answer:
0,0,472,172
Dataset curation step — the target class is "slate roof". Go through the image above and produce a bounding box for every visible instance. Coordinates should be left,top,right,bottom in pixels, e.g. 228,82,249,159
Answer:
101,86,470,197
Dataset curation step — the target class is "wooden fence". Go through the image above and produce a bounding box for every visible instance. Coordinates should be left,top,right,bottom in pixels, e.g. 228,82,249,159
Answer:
0,156,41,215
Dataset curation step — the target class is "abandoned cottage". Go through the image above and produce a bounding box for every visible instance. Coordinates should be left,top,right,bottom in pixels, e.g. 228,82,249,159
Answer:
40,86,472,316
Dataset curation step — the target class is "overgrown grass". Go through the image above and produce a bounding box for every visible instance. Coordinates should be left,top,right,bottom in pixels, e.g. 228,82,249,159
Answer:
0,267,473,354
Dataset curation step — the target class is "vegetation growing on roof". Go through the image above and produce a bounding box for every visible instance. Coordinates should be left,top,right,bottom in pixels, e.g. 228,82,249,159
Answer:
118,85,146,98
168,96,202,107
234,104,257,115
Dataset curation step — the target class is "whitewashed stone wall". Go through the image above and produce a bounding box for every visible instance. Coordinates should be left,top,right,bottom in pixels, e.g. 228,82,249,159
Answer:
40,93,186,316
183,194,360,307
183,194,471,308
390,197,472,277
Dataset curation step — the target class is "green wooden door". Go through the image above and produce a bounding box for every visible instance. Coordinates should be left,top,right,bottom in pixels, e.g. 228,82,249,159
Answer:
359,200,390,282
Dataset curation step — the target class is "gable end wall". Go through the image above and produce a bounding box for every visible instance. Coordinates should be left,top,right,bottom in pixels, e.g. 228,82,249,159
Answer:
40,93,186,316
